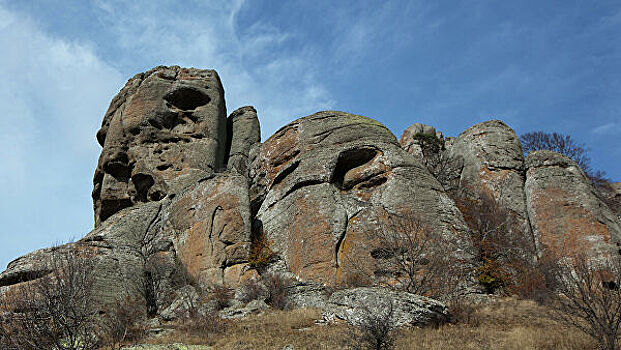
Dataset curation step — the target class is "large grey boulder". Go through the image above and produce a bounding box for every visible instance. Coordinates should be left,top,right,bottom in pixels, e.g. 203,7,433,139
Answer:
525,150,621,258
248,111,475,288
322,287,448,327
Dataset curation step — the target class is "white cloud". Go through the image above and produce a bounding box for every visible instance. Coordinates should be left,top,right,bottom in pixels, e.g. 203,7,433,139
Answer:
592,122,621,135
0,4,124,267
92,0,334,138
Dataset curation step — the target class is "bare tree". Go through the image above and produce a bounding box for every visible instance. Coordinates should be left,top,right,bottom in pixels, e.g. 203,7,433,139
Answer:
519,131,608,185
0,246,100,350
546,253,621,350
367,211,469,300
454,190,538,295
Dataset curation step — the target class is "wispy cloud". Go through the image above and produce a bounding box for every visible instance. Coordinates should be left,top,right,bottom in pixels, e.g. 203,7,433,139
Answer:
592,122,621,135
0,4,124,266
92,0,334,138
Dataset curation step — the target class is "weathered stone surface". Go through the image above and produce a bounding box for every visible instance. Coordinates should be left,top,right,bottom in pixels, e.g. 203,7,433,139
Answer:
167,172,252,286
249,111,475,287
399,122,443,157
93,66,228,226
525,151,621,257
322,287,448,327
448,120,532,237
0,201,174,307
226,106,261,175
219,299,269,319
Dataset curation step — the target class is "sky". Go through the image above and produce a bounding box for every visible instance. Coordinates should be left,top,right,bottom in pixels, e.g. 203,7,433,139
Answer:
0,0,620,269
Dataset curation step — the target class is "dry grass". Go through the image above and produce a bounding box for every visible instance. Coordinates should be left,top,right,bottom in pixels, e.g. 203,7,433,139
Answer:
138,298,597,350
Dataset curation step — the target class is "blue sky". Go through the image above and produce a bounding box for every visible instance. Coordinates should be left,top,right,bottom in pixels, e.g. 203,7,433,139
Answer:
0,0,619,269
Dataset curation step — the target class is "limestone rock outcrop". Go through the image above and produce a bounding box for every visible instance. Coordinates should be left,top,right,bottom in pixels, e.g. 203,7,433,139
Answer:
447,120,531,235
2,65,620,321
525,151,621,257
93,66,228,226
226,106,261,175
322,287,448,326
167,172,253,286
248,111,475,286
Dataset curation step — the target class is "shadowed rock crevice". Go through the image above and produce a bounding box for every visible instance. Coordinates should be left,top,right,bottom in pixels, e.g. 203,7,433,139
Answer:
0,269,51,287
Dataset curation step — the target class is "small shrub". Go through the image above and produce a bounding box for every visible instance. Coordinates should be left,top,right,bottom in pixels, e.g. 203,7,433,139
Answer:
238,278,266,303
262,273,291,310
447,299,481,327
99,297,147,349
248,233,276,269
211,284,234,310
179,311,228,337
347,300,396,350
412,132,445,154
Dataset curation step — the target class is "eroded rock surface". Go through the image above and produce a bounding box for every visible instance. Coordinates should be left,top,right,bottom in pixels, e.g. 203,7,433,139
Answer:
525,151,621,257
226,106,261,175
323,287,448,327
448,121,530,233
168,172,253,286
249,111,475,286
93,66,228,226
399,122,443,157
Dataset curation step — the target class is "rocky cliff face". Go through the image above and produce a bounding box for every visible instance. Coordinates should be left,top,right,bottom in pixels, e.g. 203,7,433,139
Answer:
248,111,474,286
2,66,620,314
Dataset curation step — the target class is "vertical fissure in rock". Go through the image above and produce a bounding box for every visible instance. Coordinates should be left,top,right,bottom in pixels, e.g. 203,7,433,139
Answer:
208,206,224,255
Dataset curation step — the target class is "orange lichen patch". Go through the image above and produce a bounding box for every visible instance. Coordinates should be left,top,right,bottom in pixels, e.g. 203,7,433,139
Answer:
335,213,378,286
173,178,248,286
532,188,610,258
287,196,335,284
223,264,249,286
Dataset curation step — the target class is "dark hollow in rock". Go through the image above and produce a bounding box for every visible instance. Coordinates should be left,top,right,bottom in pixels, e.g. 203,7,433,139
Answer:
131,173,155,202
98,198,133,223
164,87,211,111
331,147,379,190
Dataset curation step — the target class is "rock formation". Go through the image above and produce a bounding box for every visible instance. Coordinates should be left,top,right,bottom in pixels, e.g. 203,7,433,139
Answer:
93,66,228,226
2,65,621,323
525,151,621,258
248,111,474,286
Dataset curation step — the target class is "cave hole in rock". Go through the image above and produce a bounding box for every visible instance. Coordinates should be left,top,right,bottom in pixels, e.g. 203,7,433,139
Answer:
132,173,155,202
164,87,210,111
331,148,379,190
103,161,131,182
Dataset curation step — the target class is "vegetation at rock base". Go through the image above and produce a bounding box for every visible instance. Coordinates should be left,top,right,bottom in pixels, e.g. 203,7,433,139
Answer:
0,246,100,350
453,190,539,295
106,299,598,349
